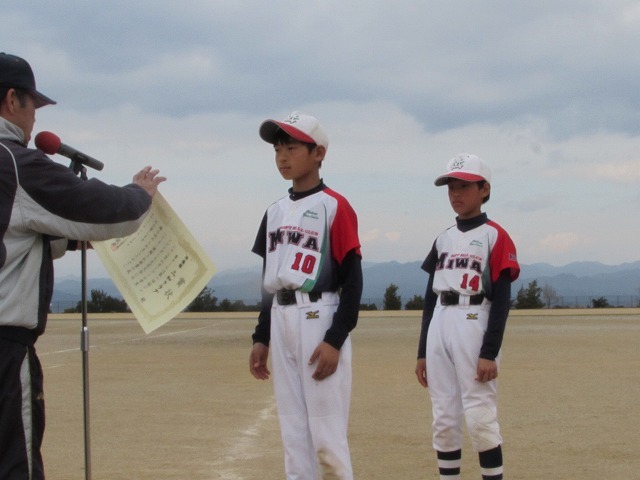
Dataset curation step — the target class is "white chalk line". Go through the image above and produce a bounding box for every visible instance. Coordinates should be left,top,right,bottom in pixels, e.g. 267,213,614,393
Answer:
40,318,278,480
205,402,278,480
40,320,233,358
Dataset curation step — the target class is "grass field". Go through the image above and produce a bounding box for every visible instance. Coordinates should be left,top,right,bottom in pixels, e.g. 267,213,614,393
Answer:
38,309,640,479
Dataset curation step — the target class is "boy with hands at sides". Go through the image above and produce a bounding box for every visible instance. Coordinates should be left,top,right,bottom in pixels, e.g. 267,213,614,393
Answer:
415,154,519,480
249,112,362,480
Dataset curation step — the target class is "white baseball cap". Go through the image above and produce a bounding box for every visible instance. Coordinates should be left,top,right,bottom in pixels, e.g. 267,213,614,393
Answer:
259,111,329,150
434,153,491,186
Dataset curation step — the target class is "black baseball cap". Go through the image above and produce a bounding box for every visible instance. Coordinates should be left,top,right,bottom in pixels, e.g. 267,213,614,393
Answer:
0,53,56,108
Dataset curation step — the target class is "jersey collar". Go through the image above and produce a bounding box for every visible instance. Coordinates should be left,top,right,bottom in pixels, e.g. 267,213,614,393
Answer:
456,212,488,232
288,180,326,201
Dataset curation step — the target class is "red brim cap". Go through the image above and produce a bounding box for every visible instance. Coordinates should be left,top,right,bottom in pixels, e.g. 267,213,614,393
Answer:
259,120,316,145
434,172,486,186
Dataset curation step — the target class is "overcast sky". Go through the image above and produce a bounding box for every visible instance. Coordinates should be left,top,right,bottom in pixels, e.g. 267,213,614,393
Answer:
3,1,640,279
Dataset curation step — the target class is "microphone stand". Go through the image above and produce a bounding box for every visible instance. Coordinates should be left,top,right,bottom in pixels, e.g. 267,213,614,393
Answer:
70,160,92,480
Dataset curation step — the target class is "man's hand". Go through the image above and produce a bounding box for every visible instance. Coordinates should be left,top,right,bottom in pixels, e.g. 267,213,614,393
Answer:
133,166,166,197
308,342,340,381
249,343,270,380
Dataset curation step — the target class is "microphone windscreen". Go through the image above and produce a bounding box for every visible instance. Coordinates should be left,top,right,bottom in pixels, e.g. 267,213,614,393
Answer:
34,131,62,155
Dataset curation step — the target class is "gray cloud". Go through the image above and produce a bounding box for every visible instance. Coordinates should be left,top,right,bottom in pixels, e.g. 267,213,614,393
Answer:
5,1,639,138
3,0,639,272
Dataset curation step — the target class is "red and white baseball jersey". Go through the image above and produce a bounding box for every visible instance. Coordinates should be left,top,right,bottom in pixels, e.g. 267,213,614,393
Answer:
253,184,361,294
425,217,519,296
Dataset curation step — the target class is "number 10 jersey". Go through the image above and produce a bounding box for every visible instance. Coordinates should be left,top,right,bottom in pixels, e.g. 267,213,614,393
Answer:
253,184,361,294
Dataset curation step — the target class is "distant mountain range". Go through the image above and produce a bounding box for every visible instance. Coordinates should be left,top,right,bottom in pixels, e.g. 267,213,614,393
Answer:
51,260,640,312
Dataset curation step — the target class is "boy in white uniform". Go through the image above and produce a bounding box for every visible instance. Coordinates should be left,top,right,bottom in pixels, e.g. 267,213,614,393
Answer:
249,112,362,479
415,154,519,480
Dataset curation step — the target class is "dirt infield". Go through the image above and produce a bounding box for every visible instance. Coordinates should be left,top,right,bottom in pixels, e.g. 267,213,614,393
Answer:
38,309,640,479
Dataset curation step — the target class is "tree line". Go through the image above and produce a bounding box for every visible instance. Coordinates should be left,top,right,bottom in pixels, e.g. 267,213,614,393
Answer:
377,280,622,310
66,287,260,314
70,279,629,314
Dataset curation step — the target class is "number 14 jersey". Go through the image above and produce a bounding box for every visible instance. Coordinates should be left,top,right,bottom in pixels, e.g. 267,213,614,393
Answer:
423,214,519,297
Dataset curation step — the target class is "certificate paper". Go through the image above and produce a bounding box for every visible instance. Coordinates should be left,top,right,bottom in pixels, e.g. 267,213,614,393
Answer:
93,192,216,333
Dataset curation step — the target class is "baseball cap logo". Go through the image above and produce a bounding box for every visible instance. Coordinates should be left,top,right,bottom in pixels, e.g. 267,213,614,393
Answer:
450,158,465,171
284,113,301,125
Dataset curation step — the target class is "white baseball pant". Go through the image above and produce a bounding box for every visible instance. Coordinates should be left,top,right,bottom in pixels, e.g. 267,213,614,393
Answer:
270,291,353,480
425,301,502,454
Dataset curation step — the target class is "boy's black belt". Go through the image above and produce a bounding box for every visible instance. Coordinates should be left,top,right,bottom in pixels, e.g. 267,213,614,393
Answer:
440,291,485,306
276,289,322,306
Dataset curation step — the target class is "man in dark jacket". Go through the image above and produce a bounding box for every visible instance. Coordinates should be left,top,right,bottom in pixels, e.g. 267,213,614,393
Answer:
0,52,166,479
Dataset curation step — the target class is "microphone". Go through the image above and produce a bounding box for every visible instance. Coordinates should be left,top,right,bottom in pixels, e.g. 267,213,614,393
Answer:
34,131,104,171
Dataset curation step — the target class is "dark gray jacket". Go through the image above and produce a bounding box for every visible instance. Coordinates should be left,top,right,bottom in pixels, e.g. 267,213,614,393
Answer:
0,118,151,340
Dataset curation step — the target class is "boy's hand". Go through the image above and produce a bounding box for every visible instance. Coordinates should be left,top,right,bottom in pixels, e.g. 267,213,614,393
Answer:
475,358,498,382
415,358,428,388
308,342,339,381
249,343,270,380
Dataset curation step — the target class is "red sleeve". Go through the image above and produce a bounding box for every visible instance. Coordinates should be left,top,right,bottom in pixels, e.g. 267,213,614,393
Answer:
324,188,361,264
488,221,520,283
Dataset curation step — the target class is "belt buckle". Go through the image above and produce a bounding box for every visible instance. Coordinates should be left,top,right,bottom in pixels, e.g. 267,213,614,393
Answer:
441,291,459,306
276,289,296,305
